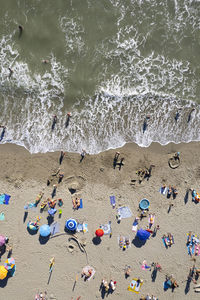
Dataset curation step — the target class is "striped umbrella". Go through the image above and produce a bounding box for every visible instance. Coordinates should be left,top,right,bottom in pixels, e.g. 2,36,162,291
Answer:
4,257,15,271
0,266,8,280
65,219,77,231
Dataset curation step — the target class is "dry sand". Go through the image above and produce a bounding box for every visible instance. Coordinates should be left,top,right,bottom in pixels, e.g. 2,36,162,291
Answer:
0,142,200,300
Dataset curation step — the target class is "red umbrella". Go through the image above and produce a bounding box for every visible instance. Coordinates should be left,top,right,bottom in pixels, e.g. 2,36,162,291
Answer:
95,228,104,237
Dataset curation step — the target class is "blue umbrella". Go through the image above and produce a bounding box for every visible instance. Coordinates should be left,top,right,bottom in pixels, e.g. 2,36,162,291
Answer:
65,219,77,231
136,229,150,241
39,224,51,237
48,208,57,216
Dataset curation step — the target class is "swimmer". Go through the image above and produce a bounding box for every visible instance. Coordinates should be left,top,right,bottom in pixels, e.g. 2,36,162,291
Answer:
65,112,72,128
8,67,13,78
42,60,49,64
18,25,23,37
187,108,195,123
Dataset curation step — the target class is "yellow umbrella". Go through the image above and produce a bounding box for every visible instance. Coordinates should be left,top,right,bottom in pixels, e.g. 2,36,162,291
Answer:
0,266,8,280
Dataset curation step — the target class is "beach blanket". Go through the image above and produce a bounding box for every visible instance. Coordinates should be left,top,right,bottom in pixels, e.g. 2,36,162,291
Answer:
0,194,11,205
77,223,88,233
187,234,200,255
110,196,116,207
162,235,174,248
50,222,60,236
118,235,131,249
100,221,112,235
128,278,143,293
24,203,37,211
82,266,95,281
159,186,167,195
132,218,139,232
117,206,132,219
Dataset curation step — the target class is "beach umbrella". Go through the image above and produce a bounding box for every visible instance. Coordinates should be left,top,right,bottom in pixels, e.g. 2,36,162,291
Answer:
4,257,15,271
0,235,6,247
65,219,77,231
136,229,150,241
48,208,57,216
0,266,8,280
95,228,104,237
39,224,51,237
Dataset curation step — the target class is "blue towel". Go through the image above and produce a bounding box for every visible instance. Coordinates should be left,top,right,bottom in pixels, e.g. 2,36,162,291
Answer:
4,194,11,205
79,198,83,209
0,195,4,204
110,196,116,206
162,237,168,248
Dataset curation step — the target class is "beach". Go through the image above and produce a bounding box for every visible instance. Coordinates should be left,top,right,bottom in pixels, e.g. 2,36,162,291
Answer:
0,141,200,299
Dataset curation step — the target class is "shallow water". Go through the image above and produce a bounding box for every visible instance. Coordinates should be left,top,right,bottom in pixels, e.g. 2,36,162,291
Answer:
0,0,200,153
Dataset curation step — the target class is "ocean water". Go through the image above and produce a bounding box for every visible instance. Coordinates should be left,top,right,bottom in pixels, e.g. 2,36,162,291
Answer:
0,0,200,153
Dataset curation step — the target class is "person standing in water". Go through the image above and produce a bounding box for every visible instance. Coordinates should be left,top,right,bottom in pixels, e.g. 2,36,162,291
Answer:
143,115,150,133
51,115,57,131
65,112,72,128
187,108,195,123
0,126,6,141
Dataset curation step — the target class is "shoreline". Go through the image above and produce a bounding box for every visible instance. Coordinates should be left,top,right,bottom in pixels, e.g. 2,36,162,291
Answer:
0,141,200,299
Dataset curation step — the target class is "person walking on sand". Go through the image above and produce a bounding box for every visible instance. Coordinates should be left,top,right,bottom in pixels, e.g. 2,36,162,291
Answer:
65,112,72,128
59,151,66,165
80,149,86,162
51,115,57,131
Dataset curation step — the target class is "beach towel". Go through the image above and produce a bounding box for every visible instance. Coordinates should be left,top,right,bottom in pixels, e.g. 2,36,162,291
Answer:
24,203,37,211
128,278,143,293
82,266,95,281
100,221,112,235
162,236,174,248
0,212,5,221
50,222,60,236
77,223,88,233
132,218,139,232
117,206,132,219
159,186,167,195
118,235,131,249
118,235,125,248
141,260,151,270
0,194,11,205
163,280,171,290
110,196,116,207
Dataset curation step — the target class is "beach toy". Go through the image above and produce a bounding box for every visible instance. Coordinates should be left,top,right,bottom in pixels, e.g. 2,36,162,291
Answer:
0,266,8,280
0,235,6,246
65,219,77,231
139,199,150,210
136,229,150,241
39,224,51,237
4,257,15,271
95,228,104,237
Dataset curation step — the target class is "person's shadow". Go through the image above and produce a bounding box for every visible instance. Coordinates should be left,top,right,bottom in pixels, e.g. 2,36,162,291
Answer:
151,268,158,282
184,189,189,204
185,277,191,294
23,211,28,223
